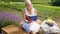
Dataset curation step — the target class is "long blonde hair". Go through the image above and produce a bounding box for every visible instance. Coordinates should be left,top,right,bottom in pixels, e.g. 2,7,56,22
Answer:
24,0,33,14
24,0,31,5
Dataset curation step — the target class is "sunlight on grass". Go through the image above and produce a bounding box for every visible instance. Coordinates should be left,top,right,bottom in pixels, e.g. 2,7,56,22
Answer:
32,0,51,5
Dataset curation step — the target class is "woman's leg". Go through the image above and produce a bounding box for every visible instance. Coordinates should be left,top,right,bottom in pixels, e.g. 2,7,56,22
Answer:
23,22,30,32
29,21,41,34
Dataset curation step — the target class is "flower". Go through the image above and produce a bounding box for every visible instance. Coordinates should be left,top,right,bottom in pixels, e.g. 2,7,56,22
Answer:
0,12,20,23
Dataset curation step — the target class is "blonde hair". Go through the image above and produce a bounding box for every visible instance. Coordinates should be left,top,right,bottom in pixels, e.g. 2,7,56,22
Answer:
24,0,32,5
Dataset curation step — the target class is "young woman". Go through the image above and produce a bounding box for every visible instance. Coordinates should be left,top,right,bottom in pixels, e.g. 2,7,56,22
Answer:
41,18,60,34
22,0,40,34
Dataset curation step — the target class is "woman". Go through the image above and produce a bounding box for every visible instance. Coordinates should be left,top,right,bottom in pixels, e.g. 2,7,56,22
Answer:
41,18,60,34
22,0,40,34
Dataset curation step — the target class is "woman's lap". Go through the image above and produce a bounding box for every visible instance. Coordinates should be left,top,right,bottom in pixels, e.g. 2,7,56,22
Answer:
22,21,40,33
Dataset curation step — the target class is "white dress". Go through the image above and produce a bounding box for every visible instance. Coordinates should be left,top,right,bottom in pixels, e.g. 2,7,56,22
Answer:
22,8,40,33
41,20,60,34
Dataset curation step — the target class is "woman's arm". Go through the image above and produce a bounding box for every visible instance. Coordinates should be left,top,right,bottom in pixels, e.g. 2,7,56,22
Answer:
22,10,31,23
22,10,26,21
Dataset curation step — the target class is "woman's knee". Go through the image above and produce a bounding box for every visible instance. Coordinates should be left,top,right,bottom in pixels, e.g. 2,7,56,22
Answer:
36,20,42,24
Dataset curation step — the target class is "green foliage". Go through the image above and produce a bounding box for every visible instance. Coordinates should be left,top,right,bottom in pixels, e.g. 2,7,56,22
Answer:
32,0,51,5
0,20,18,28
51,0,60,6
33,4,60,20
0,1,25,11
0,0,24,2
12,0,24,2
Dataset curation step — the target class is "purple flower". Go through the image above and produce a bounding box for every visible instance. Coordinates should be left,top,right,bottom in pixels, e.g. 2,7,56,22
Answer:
0,12,20,23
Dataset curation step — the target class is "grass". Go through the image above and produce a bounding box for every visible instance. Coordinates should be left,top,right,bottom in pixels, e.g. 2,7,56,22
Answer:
0,2,25,11
33,4,60,20
32,0,51,5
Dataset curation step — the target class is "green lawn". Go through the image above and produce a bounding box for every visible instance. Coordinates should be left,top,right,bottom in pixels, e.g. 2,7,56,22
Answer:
32,0,51,5
33,4,60,20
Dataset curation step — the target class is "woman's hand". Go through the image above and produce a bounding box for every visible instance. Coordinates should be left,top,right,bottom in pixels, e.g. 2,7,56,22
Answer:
25,20,32,23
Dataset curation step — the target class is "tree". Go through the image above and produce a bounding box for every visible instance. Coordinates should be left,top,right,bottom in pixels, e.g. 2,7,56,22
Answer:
51,0,60,6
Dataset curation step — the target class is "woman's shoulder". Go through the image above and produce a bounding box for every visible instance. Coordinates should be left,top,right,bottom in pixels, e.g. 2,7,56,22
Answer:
33,8,37,13
22,9,26,14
